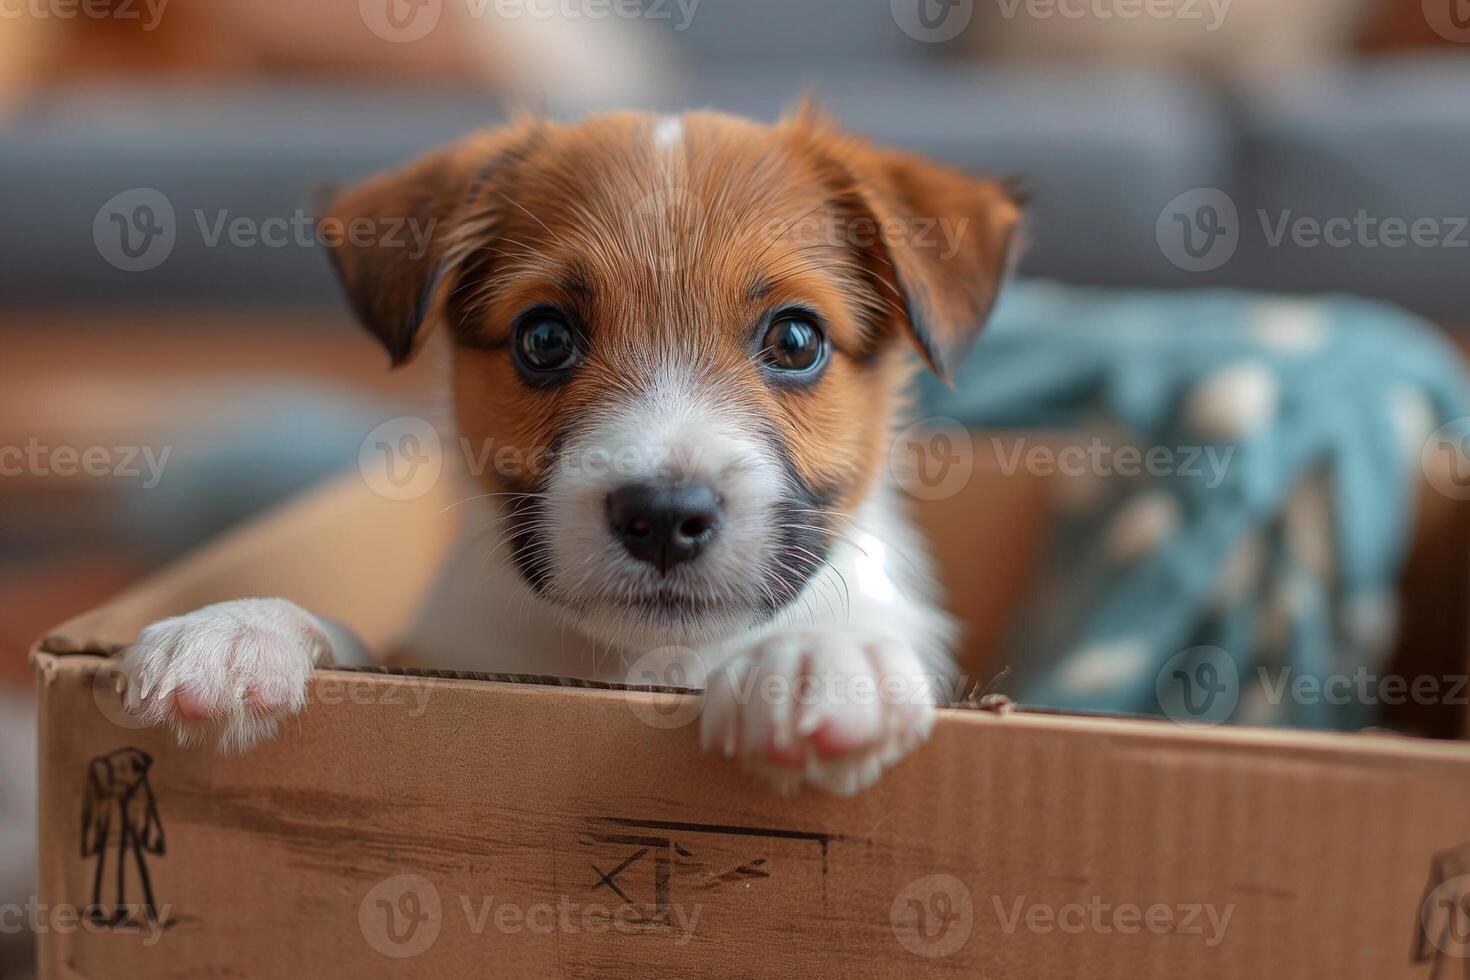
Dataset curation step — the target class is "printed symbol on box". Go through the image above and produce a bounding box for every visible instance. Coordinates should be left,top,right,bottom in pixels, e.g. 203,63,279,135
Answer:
82,748,165,926
891,0,974,42
1157,189,1239,273
93,188,176,272
1424,0,1470,42
359,874,442,958
584,817,837,931
359,0,441,42
890,418,973,500
1156,646,1239,728
1423,419,1470,501
890,874,973,958
588,837,693,929
359,416,443,500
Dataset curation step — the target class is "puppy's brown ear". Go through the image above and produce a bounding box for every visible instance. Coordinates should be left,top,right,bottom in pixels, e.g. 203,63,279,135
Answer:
787,108,1022,383
322,126,532,367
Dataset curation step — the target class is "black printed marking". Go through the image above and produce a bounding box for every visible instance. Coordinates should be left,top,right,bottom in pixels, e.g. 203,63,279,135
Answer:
82,747,165,925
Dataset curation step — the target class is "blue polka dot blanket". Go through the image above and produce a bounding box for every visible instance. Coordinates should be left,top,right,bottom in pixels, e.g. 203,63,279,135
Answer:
919,281,1470,729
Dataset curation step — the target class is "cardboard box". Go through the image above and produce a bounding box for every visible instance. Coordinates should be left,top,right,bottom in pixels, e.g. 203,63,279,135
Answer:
31,454,1470,979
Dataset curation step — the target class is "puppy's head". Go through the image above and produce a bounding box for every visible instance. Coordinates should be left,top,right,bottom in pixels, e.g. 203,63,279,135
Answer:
326,107,1019,648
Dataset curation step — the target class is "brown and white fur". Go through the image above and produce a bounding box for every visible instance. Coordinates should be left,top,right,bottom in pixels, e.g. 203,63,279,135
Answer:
117,106,1020,796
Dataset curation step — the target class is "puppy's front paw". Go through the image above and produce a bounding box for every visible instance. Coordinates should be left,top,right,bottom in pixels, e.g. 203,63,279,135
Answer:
699,628,938,796
116,598,332,753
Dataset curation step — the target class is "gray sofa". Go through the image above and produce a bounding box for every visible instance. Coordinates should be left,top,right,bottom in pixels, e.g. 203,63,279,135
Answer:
3,60,1468,324
2,2,1467,321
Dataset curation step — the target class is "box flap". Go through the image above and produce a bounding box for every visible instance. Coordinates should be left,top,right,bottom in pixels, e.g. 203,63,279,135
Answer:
35,472,463,659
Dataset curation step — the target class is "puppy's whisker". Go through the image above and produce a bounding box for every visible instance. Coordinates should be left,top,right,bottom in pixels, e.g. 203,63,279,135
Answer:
440,490,547,514
775,522,870,561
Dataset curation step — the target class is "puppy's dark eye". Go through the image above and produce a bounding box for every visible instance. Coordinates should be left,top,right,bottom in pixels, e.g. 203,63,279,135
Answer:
762,315,827,373
515,315,578,373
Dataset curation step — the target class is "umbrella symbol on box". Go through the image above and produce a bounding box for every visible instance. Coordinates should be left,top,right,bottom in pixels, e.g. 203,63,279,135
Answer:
82,748,164,925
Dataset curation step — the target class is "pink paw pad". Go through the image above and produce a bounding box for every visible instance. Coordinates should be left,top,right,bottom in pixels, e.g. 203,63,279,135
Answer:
171,690,214,722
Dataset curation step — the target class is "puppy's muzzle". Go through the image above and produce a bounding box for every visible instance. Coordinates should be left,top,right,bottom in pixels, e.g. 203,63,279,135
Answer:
606,480,723,575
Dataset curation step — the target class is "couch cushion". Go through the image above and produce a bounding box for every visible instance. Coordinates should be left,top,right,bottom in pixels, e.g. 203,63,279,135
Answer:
0,68,1229,310
1234,54,1470,323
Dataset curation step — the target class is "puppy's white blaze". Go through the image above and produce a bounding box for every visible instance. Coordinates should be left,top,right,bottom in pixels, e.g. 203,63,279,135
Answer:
542,366,784,647
652,115,683,152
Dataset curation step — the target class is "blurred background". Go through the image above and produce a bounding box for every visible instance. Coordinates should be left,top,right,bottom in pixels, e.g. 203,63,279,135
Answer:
3,0,1470,974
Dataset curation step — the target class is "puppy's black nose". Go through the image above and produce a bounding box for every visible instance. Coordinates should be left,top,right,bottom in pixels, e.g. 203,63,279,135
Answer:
607,481,722,574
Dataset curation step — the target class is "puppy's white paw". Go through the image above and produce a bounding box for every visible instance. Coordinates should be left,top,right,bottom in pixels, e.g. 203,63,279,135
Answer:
116,598,333,753
700,628,938,797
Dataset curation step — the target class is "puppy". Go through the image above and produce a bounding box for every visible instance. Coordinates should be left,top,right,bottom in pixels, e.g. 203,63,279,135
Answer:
118,106,1019,795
